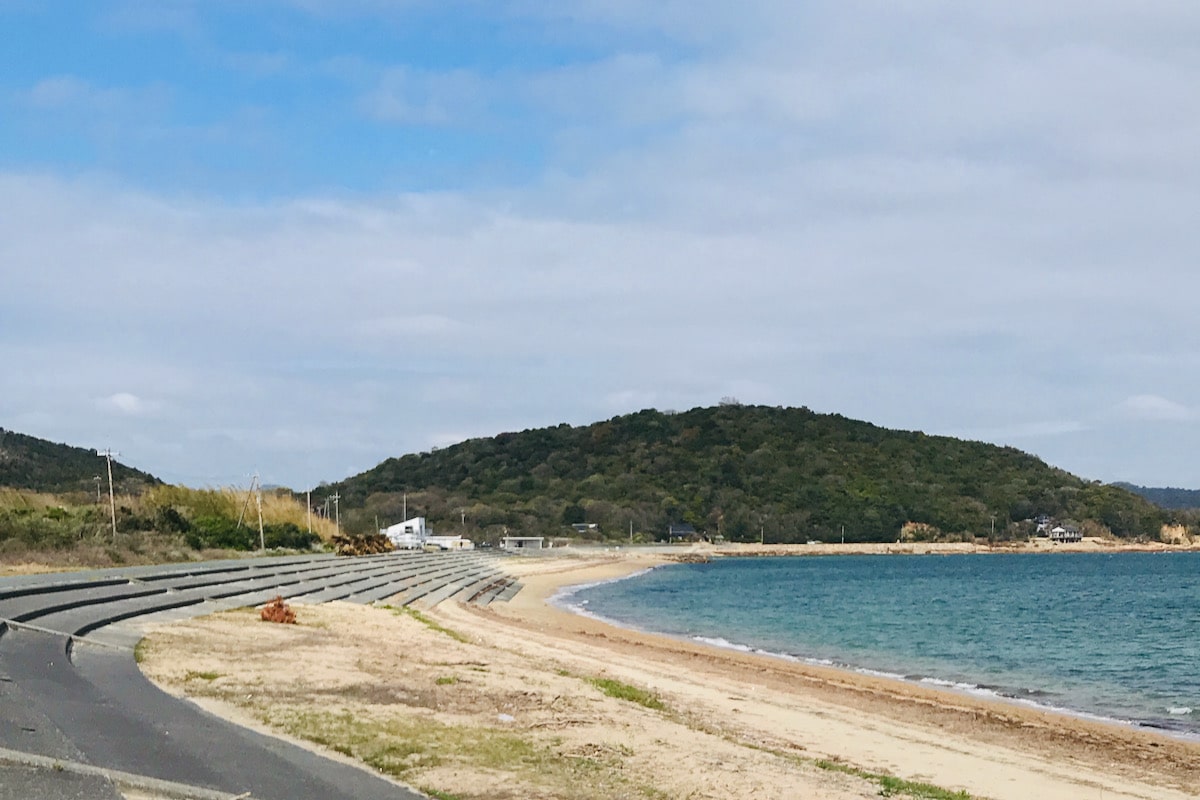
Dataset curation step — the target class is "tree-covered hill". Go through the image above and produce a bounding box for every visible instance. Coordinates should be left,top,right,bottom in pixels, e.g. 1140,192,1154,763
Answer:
323,405,1168,543
1113,482,1200,510
0,428,159,495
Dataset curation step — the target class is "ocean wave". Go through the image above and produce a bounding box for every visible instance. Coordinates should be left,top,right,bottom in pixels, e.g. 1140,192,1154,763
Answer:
547,564,663,612
692,636,754,653
1167,706,1194,716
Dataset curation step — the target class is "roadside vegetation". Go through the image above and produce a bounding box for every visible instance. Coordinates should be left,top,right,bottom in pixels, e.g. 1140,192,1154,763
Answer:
0,485,335,572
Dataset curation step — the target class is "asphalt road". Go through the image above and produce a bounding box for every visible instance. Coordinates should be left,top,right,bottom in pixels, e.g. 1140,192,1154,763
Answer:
0,551,520,799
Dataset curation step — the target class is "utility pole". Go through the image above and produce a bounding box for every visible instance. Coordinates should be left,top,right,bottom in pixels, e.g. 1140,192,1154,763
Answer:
255,484,265,550
990,514,996,541
403,492,407,521
96,450,118,541
93,476,102,504
460,508,466,527
630,519,634,544
330,492,341,535
306,489,311,534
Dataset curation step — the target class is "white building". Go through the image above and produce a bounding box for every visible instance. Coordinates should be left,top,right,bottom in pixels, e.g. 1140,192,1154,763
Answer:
383,517,427,549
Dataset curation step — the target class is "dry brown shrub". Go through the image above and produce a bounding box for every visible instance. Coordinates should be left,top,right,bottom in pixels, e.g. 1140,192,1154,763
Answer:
260,595,297,624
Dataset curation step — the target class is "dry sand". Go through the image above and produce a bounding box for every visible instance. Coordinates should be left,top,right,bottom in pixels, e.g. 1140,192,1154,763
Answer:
138,547,1200,800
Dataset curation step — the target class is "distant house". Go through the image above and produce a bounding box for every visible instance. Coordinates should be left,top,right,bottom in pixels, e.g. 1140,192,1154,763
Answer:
1034,514,1052,535
570,523,599,534
501,536,545,551
667,523,700,542
1049,525,1082,543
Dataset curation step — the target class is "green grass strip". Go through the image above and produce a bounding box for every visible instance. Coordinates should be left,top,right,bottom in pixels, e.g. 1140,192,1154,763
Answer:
585,677,666,711
815,759,976,799
384,604,471,644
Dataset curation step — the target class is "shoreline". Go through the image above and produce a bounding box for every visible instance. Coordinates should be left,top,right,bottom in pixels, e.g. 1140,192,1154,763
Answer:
542,549,1200,742
463,550,1200,796
139,549,1200,800
4,536,1195,578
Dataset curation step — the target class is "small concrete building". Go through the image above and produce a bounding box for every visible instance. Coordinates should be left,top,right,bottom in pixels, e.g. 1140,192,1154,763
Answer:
501,536,545,551
425,535,474,551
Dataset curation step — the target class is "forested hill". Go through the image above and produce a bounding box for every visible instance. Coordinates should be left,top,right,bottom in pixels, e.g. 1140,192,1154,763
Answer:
0,428,159,494
1113,483,1200,510
326,405,1167,542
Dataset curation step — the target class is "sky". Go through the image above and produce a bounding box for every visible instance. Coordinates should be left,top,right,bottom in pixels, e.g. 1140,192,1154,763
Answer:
3,1,1200,490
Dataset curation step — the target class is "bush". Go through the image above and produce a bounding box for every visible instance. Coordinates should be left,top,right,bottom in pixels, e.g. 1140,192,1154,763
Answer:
186,516,255,550
184,517,320,551
155,505,192,533
263,522,320,550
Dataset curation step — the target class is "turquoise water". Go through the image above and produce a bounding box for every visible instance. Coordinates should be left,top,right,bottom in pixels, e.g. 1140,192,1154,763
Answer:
559,553,1200,736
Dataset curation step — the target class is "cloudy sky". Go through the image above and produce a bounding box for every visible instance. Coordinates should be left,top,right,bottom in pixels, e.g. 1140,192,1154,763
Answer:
3,1,1199,490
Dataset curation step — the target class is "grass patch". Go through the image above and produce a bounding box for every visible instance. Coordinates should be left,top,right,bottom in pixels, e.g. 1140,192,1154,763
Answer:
585,677,666,711
435,675,459,686
815,759,976,799
184,670,222,682
419,789,464,800
257,705,636,798
386,605,471,644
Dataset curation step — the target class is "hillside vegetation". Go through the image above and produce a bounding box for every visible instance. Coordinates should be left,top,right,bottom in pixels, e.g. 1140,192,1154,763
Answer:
1113,483,1200,510
327,405,1170,543
0,427,159,495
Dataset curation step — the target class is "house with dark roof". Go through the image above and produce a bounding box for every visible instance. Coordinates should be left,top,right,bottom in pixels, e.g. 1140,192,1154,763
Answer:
666,522,700,542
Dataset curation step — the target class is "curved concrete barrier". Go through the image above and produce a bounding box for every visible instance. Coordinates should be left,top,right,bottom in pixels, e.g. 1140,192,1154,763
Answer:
0,551,522,799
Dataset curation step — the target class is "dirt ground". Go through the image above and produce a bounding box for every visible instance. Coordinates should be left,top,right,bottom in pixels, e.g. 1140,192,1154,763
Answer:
138,549,1200,800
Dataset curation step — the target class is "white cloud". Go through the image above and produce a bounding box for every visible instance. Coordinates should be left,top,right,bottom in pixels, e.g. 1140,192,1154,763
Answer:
98,392,154,416
19,76,170,114
360,67,486,126
355,314,461,339
6,1,1200,487
1116,395,1195,422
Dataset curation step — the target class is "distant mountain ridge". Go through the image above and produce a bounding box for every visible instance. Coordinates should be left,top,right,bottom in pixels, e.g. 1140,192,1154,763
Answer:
0,428,159,494
326,405,1168,542
1112,482,1200,510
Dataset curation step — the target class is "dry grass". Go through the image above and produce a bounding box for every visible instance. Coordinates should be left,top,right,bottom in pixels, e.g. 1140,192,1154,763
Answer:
0,484,336,574
142,485,340,541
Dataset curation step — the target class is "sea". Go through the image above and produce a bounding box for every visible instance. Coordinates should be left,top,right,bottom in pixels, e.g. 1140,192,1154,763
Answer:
554,552,1200,738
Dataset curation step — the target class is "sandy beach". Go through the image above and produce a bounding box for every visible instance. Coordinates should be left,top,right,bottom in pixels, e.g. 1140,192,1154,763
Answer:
138,547,1200,800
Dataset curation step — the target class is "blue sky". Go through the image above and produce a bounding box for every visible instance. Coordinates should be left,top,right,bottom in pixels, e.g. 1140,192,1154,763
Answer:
4,1,1200,491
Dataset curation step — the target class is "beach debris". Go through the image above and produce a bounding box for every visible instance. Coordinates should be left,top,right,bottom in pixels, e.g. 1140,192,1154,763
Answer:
497,713,515,724
332,531,395,556
260,595,297,624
